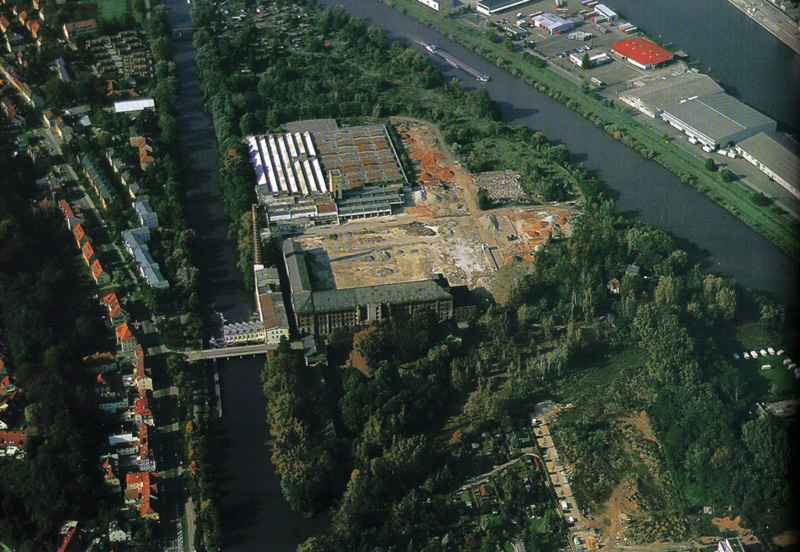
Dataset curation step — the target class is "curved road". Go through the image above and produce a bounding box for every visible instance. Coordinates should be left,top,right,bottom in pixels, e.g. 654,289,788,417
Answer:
320,0,799,311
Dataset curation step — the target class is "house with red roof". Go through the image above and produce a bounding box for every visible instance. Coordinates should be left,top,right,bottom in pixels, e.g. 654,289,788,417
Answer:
57,521,82,552
101,455,120,486
138,423,155,468
82,351,117,374
94,373,111,395
27,19,40,39
134,361,153,392
81,240,96,266
71,220,87,242
115,322,137,353
0,429,27,457
0,389,25,430
125,471,159,519
103,292,130,325
91,259,111,286
134,389,154,426
17,10,27,24
62,19,97,41
0,375,17,396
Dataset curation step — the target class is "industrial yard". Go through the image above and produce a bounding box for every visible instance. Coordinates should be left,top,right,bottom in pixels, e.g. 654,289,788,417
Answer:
291,120,574,299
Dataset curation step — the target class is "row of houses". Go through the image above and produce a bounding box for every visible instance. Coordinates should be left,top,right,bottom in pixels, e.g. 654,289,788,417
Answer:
0,360,27,458
85,30,154,79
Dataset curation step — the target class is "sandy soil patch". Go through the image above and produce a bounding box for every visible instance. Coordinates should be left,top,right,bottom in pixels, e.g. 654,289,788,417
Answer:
710,516,759,545
774,529,800,547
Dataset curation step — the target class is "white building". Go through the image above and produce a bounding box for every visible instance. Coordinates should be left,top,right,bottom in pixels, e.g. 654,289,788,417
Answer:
223,320,267,346
717,538,745,552
593,4,618,21
532,13,574,35
113,98,155,114
133,199,159,228
415,0,439,9
735,132,800,200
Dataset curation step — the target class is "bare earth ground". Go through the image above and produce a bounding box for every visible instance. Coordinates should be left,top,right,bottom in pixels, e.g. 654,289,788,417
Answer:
295,120,575,300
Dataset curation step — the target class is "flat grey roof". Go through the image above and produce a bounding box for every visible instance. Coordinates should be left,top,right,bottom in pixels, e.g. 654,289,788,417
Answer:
663,92,775,143
737,132,800,192
478,0,533,11
311,279,452,314
283,238,312,293
284,119,339,133
621,73,723,113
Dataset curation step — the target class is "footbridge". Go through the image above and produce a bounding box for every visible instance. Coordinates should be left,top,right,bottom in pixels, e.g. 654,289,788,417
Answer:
184,341,306,362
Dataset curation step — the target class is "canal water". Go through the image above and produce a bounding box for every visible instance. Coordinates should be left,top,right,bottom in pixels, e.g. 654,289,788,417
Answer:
163,0,327,550
319,0,799,310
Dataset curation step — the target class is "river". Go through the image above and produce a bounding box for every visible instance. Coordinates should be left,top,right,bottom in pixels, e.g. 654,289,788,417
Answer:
318,0,799,311
163,1,327,550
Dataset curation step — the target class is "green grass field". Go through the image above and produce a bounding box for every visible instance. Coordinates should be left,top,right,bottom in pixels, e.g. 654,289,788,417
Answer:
99,0,131,24
727,323,798,399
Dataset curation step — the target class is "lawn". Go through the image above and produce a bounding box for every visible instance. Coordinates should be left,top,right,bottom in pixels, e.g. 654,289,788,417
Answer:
728,323,798,400
99,0,131,24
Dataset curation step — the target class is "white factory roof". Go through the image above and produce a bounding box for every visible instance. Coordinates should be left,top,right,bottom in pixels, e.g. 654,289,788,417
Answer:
114,98,155,113
594,4,617,18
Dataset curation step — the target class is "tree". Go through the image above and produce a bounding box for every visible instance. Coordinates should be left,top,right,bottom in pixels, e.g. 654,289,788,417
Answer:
581,52,590,68
704,157,716,171
720,168,734,182
476,187,492,210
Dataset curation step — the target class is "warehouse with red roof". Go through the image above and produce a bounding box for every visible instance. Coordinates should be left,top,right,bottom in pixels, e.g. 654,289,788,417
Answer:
610,38,674,70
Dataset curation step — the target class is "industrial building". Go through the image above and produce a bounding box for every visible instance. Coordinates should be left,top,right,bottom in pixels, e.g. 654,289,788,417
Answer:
253,265,291,344
531,12,575,35
282,239,454,335
661,92,777,148
592,4,618,22
735,133,800,200
222,321,266,346
113,98,155,114
476,0,533,15
618,72,723,118
247,122,408,225
610,38,674,69
569,51,610,68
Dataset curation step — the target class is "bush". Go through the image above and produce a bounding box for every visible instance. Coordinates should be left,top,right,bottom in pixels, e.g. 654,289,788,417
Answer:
750,192,772,206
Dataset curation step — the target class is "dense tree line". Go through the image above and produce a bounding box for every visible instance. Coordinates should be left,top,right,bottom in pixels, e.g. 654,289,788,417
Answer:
262,344,349,514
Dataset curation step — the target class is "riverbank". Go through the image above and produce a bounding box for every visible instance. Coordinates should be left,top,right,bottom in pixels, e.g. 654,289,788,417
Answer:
728,0,800,56
379,0,800,261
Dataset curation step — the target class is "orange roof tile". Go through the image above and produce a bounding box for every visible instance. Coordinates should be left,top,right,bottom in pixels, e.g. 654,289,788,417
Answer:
115,322,135,342
0,429,28,449
81,241,95,262
90,259,104,280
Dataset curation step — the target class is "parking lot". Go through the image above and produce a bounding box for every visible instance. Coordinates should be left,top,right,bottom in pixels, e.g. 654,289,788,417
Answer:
458,0,688,90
